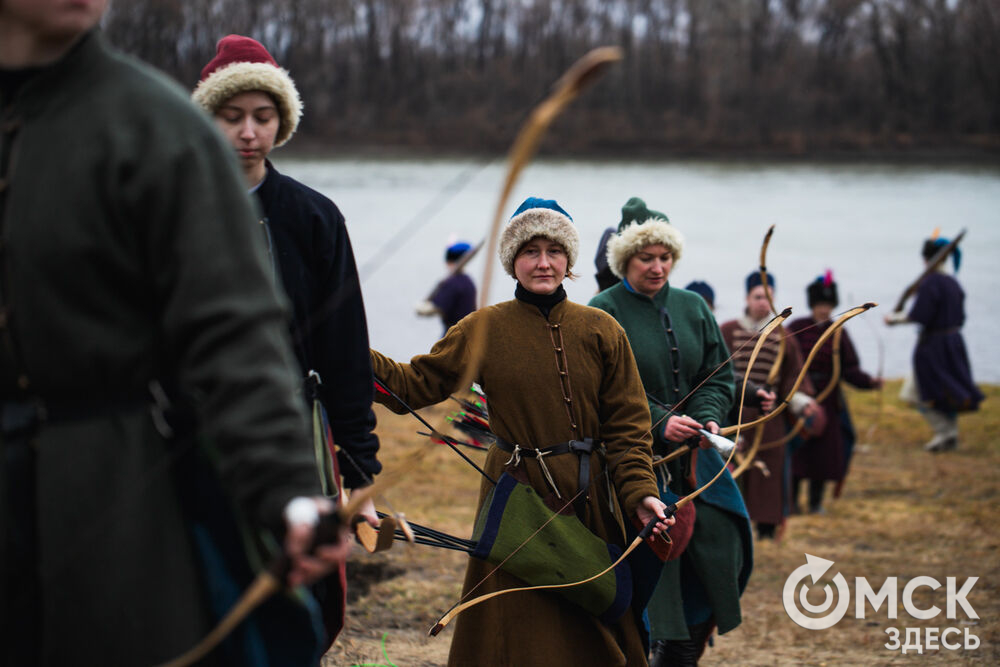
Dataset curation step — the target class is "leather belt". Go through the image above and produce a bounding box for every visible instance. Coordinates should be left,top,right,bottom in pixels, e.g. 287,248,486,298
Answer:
494,436,600,518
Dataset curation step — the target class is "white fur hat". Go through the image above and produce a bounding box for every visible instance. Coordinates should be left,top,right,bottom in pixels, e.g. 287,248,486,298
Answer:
499,197,579,278
192,35,302,147
606,217,684,278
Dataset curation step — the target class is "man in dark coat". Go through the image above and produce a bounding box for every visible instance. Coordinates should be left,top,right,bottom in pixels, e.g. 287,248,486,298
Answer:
887,235,983,451
0,2,346,665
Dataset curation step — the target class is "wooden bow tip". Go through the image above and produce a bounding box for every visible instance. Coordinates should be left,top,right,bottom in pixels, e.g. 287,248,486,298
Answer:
555,46,624,93
779,306,793,318
429,622,445,637
863,301,878,309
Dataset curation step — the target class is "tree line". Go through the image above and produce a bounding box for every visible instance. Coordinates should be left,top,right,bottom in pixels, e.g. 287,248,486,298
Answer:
104,0,1000,155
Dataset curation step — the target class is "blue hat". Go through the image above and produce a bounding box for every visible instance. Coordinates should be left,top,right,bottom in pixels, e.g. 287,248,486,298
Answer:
446,241,472,262
922,237,961,272
498,197,579,278
746,271,775,293
685,280,715,308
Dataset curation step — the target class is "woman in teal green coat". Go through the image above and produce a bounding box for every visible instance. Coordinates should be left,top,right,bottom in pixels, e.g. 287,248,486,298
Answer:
589,198,752,666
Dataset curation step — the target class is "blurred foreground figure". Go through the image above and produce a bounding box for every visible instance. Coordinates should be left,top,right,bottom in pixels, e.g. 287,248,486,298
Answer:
886,234,983,452
0,3,344,665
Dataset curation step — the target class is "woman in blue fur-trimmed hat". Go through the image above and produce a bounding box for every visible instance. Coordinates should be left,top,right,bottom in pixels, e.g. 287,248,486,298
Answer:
886,231,983,451
370,197,673,666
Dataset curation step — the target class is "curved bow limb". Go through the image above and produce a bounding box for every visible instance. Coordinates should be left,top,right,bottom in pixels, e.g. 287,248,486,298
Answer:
458,47,623,392
428,516,659,636
755,325,845,454
892,228,966,313
730,424,766,480
759,224,779,317
476,46,623,312
719,304,876,438
676,307,788,507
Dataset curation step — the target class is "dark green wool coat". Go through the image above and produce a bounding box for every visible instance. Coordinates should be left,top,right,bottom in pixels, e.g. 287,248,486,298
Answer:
0,32,319,665
373,297,660,666
588,281,733,439
590,281,750,640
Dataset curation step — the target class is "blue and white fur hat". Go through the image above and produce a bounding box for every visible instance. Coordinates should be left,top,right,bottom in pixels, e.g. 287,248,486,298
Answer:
499,197,579,278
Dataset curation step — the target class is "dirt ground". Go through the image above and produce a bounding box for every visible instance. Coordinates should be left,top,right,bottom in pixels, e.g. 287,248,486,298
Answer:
323,381,998,666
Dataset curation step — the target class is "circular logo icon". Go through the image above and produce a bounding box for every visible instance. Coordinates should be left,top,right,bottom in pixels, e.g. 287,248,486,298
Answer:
783,554,851,630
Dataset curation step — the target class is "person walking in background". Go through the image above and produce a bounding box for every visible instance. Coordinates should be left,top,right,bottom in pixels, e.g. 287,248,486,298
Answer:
192,33,382,643
589,198,751,667
720,272,820,540
594,226,620,292
683,279,777,415
1,4,345,665
684,281,716,311
789,271,882,514
886,233,983,451
372,197,673,666
416,239,477,334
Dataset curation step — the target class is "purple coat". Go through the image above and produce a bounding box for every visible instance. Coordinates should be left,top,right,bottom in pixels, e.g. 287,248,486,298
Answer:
788,318,876,482
908,273,983,413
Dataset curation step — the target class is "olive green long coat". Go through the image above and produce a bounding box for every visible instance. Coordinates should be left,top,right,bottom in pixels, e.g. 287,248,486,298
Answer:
0,31,318,665
372,298,660,666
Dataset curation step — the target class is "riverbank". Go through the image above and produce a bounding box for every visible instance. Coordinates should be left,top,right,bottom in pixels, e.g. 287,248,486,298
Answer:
282,137,1000,165
324,380,997,666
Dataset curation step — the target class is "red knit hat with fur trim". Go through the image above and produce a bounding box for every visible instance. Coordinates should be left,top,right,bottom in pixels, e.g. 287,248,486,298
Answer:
192,35,302,147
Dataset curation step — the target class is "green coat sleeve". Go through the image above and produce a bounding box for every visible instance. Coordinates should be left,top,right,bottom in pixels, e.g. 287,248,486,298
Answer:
684,298,735,428
139,107,318,529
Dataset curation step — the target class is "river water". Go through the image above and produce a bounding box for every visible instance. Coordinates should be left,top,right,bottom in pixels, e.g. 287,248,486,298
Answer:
279,155,1000,384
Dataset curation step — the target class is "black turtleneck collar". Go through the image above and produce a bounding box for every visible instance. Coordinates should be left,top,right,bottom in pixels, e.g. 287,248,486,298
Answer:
515,283,567,318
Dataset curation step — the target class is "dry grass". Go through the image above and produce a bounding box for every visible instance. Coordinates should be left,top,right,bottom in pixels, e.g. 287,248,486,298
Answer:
324,381,998,666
